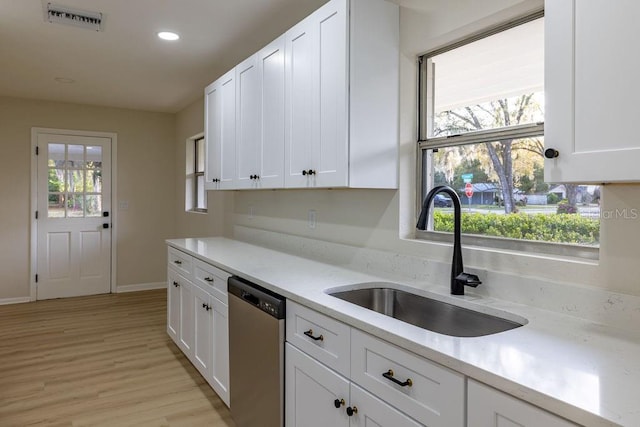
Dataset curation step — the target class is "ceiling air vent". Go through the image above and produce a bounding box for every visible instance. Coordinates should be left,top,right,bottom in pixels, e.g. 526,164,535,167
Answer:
44,3,103,31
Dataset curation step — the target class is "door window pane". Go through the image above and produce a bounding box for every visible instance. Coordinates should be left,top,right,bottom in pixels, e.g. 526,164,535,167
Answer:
85,195,102,217
67,144,85,168
85,169,102,193
67,170,85,193
48,143,65,167
48,194,65,218
86,146,102,168
67,195,84,217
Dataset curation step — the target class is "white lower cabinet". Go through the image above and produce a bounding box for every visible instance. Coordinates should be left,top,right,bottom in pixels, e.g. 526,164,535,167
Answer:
468,380,577,427
166,247,230,407
286,344,421,427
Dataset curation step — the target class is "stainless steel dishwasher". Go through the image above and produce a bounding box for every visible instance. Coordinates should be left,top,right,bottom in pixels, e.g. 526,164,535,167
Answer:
228,276,285,427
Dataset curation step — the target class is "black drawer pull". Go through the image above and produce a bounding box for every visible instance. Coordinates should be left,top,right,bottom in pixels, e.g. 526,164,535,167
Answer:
204,277,214,282
304,329,324,341
173,260,182,265
172,281,179,287
334,398,345,409
382,369,413,387
346,406,358,416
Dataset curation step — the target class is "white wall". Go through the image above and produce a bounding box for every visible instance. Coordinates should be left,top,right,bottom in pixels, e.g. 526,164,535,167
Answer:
223,0,640,297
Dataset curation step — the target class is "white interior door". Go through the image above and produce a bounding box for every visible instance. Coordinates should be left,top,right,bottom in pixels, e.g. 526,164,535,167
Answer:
36,133,112,300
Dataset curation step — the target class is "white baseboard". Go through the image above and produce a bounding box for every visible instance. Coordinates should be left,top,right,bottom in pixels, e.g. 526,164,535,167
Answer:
0,297,32,306
116,282,165,293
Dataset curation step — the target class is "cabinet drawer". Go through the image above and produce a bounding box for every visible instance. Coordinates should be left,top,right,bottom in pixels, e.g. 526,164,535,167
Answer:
468,380,577,427
351,329,464,427
168,247,193,278
286,301,350,376
193,258,230,304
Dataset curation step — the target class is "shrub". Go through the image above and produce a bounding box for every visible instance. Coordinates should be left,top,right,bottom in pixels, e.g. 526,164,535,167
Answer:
547,193,560,204
432,211,599,245
556,199,578,214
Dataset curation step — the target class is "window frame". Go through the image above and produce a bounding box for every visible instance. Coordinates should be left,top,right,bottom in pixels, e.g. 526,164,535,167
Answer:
193,137,206,212
186,135,207,214
415,10,599,260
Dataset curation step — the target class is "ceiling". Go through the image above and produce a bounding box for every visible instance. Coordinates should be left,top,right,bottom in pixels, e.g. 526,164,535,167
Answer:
0,0,335,113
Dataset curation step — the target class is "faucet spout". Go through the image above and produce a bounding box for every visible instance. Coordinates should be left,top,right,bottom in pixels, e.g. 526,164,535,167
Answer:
417,185,481,295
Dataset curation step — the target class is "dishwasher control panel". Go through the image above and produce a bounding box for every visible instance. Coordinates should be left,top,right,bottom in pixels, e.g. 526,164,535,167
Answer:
228,276,286,319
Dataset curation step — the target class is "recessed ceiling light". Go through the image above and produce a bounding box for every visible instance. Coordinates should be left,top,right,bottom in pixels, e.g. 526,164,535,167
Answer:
158,31,179,41
54,77,75,84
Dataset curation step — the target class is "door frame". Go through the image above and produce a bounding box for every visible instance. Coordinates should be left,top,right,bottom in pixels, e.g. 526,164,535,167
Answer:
30,127,118,301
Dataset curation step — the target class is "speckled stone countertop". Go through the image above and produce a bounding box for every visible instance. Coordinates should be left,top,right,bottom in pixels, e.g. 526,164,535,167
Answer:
167,237,639,427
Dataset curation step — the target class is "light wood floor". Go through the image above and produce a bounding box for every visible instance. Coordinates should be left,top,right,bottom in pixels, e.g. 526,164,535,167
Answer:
0,289,236,427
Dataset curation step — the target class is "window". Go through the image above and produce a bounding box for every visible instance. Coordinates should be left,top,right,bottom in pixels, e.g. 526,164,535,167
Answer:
417,14,600,256
186,136,207,213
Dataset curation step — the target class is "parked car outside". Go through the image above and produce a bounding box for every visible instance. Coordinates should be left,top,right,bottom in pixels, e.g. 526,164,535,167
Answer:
434,194,453,207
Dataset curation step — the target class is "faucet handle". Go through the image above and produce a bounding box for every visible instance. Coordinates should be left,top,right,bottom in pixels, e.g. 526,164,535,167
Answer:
455,272,482,288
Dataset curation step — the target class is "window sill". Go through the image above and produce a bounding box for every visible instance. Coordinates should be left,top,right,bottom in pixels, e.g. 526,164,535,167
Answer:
187,209,208,215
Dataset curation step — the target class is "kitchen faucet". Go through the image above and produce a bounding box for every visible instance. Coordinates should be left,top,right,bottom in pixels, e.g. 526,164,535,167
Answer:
416,185,482,295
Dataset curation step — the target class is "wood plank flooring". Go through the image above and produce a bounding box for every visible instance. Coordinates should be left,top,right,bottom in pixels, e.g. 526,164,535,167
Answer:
0,289,236,427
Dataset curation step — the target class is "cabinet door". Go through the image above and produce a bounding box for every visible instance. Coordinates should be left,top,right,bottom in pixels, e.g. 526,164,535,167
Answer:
211,295,230,407
204,79,221,190
205,69,236,190
313,0,348,188
350,383,423,427
285,14,316,188
258,35,286,189
167,269,181,344
192,284,213,380
285,0,348,189
468,380,577,427
545,0,640,183
286,343,350,427
178,278,194,358
235,55,261,189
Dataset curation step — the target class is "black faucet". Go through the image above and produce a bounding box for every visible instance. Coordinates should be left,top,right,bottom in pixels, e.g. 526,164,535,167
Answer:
416,185,482,295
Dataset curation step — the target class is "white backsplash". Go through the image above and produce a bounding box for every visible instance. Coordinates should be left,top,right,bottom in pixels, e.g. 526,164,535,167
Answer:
233,225,640,334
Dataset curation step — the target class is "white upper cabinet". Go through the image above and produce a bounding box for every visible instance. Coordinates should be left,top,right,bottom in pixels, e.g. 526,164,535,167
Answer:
205,0,398,190
205,69,236,190
235,55,261,189
285,0,399,189
257,36,286,189
545,0,640,183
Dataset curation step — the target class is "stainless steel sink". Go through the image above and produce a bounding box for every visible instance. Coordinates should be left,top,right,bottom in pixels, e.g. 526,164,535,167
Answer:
328,286,524,337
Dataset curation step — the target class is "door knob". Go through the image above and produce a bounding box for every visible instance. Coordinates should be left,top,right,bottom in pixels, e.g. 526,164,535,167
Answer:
544,148,559,159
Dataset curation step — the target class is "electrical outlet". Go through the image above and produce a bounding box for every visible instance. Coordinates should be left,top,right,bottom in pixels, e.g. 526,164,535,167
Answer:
118,200,129,211
308,210,317,229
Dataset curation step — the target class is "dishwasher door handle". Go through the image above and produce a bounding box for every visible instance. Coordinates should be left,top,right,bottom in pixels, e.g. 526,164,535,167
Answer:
241,291,260,306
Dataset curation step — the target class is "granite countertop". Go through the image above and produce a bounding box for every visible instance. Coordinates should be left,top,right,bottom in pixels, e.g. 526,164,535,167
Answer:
167,237,639,427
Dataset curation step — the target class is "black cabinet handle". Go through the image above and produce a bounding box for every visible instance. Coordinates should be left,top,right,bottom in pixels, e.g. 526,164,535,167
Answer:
304,329,324,341
346,406,358,416
202,303,211,311
103,223,109,229
308,169,316,175
174,260,182,265
250,174,260,180
334,398,345,409
204,277,214,282
212,178,220,183
544,148,559,159
172,281,179,287
382,369,413,387
302,170,307,176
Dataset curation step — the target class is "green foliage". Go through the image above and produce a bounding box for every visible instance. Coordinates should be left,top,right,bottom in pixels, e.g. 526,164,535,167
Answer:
556,199,578,214
433,211,599,245
547,193,560,204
